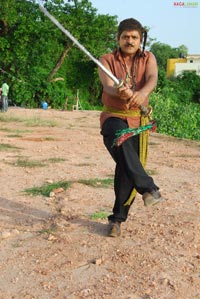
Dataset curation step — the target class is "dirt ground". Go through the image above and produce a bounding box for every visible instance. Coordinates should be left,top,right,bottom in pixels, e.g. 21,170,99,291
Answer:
0,107,200,299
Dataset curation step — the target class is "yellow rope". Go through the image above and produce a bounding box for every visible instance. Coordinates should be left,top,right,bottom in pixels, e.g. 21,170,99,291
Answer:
123,115,149,206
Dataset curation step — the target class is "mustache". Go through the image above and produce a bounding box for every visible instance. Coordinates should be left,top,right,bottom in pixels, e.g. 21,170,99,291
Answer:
125,43,134,47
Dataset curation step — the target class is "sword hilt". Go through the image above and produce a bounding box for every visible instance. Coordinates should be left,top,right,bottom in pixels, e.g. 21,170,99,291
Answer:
114,80,152,117
139,105,152,117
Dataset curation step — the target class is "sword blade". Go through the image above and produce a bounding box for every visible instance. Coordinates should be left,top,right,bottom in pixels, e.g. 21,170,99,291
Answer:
39,5,120,86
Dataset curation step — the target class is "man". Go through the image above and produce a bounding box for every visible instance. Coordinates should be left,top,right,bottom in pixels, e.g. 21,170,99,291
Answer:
1,80,9,112
98,18,164,237
0,87,2,103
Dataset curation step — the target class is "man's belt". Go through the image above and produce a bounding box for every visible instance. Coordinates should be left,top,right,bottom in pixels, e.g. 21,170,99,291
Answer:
102,105,141,117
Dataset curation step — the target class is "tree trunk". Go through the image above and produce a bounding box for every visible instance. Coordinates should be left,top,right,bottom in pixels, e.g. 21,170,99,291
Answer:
47,42,72,82
0,20,8,36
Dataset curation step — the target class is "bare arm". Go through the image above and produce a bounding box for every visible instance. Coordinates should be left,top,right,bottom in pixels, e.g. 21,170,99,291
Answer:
129,53,158,108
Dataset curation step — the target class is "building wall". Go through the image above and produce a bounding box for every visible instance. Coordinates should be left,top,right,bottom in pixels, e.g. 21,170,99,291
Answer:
166,58,187,77
186,55,200,63
166,55,200,77
174,63,200,76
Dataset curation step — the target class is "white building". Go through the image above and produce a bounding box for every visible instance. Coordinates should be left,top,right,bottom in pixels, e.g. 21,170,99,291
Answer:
167,55,200,77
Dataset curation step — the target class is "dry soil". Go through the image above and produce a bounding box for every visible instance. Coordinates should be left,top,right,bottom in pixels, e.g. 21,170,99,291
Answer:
0,108,200,299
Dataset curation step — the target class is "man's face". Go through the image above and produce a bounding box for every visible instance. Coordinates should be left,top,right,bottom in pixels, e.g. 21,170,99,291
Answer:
118,30,141,56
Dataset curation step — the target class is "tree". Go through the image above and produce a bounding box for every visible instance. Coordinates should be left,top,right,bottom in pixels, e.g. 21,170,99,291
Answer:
0,0,118,108
43,0,118,103
150,42,188,71
176,71,200,103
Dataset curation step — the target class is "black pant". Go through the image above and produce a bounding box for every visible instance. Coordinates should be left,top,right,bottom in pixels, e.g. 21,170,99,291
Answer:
101,117,158,222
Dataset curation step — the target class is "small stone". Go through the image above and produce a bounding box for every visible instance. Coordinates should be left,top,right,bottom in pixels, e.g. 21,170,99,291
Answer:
1,231,11,239
45,179,54,184
92,258,102,265
52,187,64,194
48,234,57,241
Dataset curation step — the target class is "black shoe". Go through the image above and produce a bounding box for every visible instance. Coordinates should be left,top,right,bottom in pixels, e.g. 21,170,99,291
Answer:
108,221,121,237
142,190,164,207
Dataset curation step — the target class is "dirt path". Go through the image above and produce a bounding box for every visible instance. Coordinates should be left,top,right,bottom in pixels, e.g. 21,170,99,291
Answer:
0,108,200,299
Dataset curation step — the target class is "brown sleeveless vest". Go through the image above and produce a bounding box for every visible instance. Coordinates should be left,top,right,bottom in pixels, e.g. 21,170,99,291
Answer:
100,49,152,129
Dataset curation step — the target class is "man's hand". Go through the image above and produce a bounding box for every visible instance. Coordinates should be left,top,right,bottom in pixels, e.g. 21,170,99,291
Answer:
128,91,147,108
117,84,133,101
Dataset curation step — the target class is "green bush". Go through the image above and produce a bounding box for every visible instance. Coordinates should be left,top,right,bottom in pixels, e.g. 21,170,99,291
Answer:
150,91,200,140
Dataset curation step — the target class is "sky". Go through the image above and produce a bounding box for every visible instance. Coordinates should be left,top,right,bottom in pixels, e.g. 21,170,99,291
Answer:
90,0,200,54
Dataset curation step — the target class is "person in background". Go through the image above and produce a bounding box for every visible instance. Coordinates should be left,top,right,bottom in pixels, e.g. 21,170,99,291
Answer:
0,87,2,105
98,18,164,237
1,80,9,112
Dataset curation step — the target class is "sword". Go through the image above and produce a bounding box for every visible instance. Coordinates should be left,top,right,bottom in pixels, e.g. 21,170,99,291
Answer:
39,5,150,116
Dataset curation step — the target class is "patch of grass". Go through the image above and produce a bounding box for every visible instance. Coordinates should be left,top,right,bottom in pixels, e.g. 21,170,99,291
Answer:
0,114,57,127
0,115,24,123
47,157,66,163
0,128,32,134
90,210,109,220
75,163,95,167
15,129,33,133
0,128,13,132
6,134,22,138
38,224,58,235
10,155,29,159
24,180,71,197
43,137,57,141
0,143,21,151
78,178,113,188
8,157,65,167
24,117,57,127
12,158,47,168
